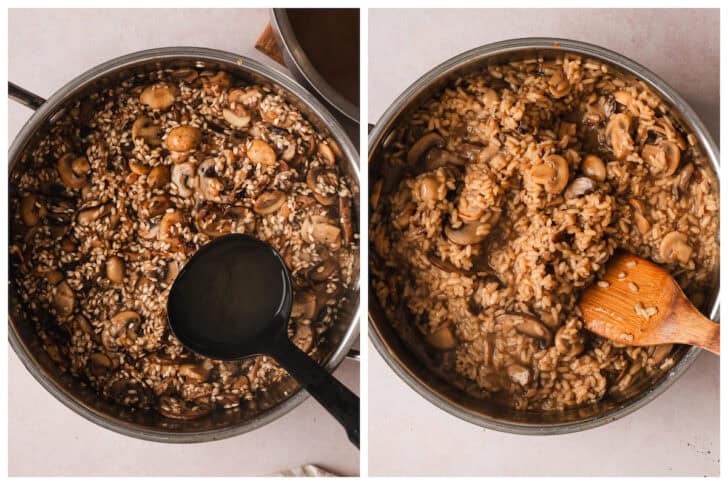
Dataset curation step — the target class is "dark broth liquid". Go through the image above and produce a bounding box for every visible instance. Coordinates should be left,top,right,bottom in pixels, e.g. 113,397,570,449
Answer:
287,8,360,106
167,236,289,359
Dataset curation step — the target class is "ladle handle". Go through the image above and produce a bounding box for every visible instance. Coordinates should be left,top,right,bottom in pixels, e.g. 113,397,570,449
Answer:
269,334,360,448
9,82,46,110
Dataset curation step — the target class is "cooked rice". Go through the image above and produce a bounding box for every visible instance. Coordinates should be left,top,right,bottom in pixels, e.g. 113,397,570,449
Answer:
370,54,718,411
9,68,358,419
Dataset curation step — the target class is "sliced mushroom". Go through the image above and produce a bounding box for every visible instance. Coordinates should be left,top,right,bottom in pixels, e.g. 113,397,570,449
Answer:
20,195,46,226
171,68,199,83
247,138,276,166
293,323,315,353
159,396,212,420
201,71,231,91
306,166,338,205
426,326,457,350
166,125,202,153
147,165,170,189
253,191,286,215
581,154,606,181
641,141,681,176
141,195,173,218
423,148,464,172
57,153,90,189
88,352,113,377
291,291,317,320
506,364,530,386
339,194,354,246
228,87,262,107
178,363,211,383
605,113,634,160
407,132,444,165
106,256,125,283
418,175,442,203
128,159,151,175
140,83,179,110
52,281,74,317
303,216,341,246
530,154,570,194
222,105,251,128
677,163,694,193
512,316,552,344
317,141,336,166
659,231,692,264
172,162,198,198
77,203,111,226
196,159,225,201
445,222,489,246
131,117,162,146
548,69,570,98
564,177,597,200
648,344,673,365
158,210,185,246
309,258,338,282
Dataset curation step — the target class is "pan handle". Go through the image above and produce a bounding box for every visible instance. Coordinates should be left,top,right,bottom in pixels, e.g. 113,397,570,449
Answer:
9,82,46,110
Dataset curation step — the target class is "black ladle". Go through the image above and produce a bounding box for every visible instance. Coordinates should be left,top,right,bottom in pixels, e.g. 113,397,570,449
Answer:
166,234,359,447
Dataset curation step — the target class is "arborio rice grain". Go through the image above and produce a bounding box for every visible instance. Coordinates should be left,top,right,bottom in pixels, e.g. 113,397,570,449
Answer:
370,55,718,411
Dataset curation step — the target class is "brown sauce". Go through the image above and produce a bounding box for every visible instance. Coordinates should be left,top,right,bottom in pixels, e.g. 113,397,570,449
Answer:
287,8,360,107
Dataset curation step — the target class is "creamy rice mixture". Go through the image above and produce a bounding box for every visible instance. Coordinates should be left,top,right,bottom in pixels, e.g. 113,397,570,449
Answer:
10,68,358,419
371,55,718,411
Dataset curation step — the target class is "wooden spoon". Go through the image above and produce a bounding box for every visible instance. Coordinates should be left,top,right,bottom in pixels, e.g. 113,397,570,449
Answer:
578,252,719,354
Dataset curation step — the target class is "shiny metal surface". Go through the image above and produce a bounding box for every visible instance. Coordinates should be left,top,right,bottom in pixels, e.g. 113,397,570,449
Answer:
270,8,359,123
9,47,360,443
368,38,719,435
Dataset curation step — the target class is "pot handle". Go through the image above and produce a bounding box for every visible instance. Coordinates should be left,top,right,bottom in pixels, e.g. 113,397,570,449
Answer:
9,82,46,110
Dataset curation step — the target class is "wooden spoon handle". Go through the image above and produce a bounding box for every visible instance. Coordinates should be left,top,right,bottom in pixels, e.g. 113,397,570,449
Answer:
677,312,720,355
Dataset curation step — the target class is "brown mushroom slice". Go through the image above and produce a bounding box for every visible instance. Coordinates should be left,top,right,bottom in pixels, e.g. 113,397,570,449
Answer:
605,113,634,160
171,162,197,198
309,258,338,282
677,163,694,193
581,154,606,181
159,396,212,420
407,132,444,165
57,153,89,189
88,352,113,377
659,231,692,264
426,325,457,350
247,139,277,166
293,323,315,353
445,222,489,246
128,159,151,175
306,166,338,205
158,210,185,247
530,154,570,194
427,252,463,274
141,195,173,218
222,105,251,128
20,195,46,226
417,175,442,203
131,117,162,146
648,344,673,365
291,291,317,320
178,362,211,383
77,203,112,226
564,177,597,200
147,165,170,189
513,317,552,344
423,148,464,171
317,142,336,166
171,68,199,83
52,281,74,317
105,256,125,283
548,69,570,98
111,310,142,336
253,191,286,215
196,159,226,201
641,141,681,176
339,194,354,246
506,364,531,386
166,125,202,153
140,83,179,110
304,216,342,246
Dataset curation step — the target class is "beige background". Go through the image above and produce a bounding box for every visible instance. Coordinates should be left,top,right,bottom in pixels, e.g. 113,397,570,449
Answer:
368,8,719,476
9,8,359,477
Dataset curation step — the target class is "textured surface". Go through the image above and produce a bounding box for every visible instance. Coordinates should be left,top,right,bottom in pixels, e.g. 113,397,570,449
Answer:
368,8,718,476
9,8,359,477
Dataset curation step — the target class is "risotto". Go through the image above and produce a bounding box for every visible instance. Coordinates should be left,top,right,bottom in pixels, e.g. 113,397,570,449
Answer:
370,55,719,411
